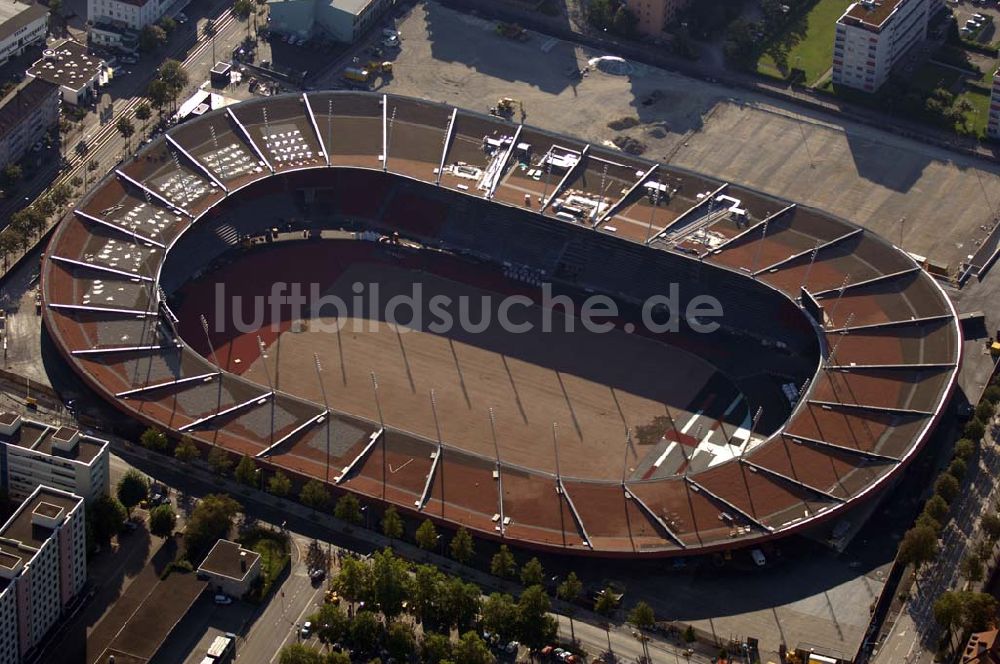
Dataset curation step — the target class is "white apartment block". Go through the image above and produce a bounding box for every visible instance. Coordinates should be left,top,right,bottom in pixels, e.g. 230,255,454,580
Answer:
0,1,47,66
832,0,930,92
0,414,109,503
0,486,86,664
87,0,166,32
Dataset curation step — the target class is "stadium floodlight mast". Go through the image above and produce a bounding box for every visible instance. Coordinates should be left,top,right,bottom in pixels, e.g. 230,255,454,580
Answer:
313,353,333,567
551,421,566,546
644,178,661,244
826,274,851,328
370,371,386,501
749,218,769,277
621,428,631,487
256,335,276,447
489,407,505,537
799,241,821,298
200,314,224,414
739,406,764,459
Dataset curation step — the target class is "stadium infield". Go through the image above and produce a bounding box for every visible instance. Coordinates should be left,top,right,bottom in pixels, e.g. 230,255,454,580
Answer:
174,240,747,482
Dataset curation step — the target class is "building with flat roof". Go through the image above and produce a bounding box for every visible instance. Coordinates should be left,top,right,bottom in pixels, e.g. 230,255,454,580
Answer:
964,629,1000,664
25,39,107,105
0,77,58,170
266,0,392,43
197,539,260,599
0,1,47,65
0,413,109,503
622,0,691,36
0,485,85,663
832,0,930,92
988,68,1000,139
87,0,168,36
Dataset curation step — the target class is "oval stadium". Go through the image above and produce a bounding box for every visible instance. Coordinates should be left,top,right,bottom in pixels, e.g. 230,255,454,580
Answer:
40,91,961,557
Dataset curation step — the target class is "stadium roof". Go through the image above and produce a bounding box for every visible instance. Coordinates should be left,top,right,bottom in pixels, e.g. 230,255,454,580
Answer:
40,92,961,557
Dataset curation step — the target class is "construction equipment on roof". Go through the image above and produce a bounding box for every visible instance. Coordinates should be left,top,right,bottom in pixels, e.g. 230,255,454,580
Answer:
489,97,519,119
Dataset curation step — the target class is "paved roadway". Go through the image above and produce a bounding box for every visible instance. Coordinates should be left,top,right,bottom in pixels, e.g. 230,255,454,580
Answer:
872,427,1000,664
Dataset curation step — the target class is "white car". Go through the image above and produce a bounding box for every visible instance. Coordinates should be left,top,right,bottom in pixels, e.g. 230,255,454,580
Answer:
213,594,233,605
300,621,312,638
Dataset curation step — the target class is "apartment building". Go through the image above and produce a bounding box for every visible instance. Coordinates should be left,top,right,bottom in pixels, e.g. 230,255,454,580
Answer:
622,0,692,36
0,414,109,503
0,77,58,170
0,486,86,664
87,0,166,31
0,1,47,66
832,0,930,92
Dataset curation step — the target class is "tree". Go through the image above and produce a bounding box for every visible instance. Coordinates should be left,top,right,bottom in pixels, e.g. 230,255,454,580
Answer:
982,513,1000,542
310,603,349,644
386,621,417,661
158,16,176,33
49,183,71,208
415,519,438,551
516,585,557,650
481,592,519,643
557,572,583,640
2,164,21,185
935,474,961,504
174,436,199,462
924,495,950,524
897,524,938,571
976,400,994,423
422,632,452,664
141,427,168,452
915,511,942,535
234,0,254,40
334,493,362,524
234,454,258,487
183,493,240,562
135,102,152,135
948,458,967,482
962,591,998,632
490,545,517,579
520,557,544,586
146,79,171,112
933,590,965,635
326,653,349,664
440,576,481,632
335,556,372,605
450,526,474,564
962,553,984,583
278,644,324,664
269,470,292,497
349,611,380,654
208,446,232,476
594,587,620,617
452,631,495,664
381,506,403,541
116,116,135,154
305,539,328,573
0,232,20,268
412,563,446,627
955,438,977,461
157,59,189,109
149,503,176,537
116,469,149,516
299,479,330,511
87,494,127,547
138,24,167,52
965,419,986,441
372,548,412,619
628,601,656,660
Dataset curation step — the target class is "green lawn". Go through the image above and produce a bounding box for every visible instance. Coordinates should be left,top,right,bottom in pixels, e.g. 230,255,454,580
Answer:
758,0,855,86
238,529,290,602
959,86,991,138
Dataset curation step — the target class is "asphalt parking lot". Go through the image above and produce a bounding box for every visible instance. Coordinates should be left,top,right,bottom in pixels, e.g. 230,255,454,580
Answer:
373,1,1000,275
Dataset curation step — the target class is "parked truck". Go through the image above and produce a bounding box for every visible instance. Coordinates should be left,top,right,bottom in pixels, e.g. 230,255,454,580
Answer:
342,66,370,86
